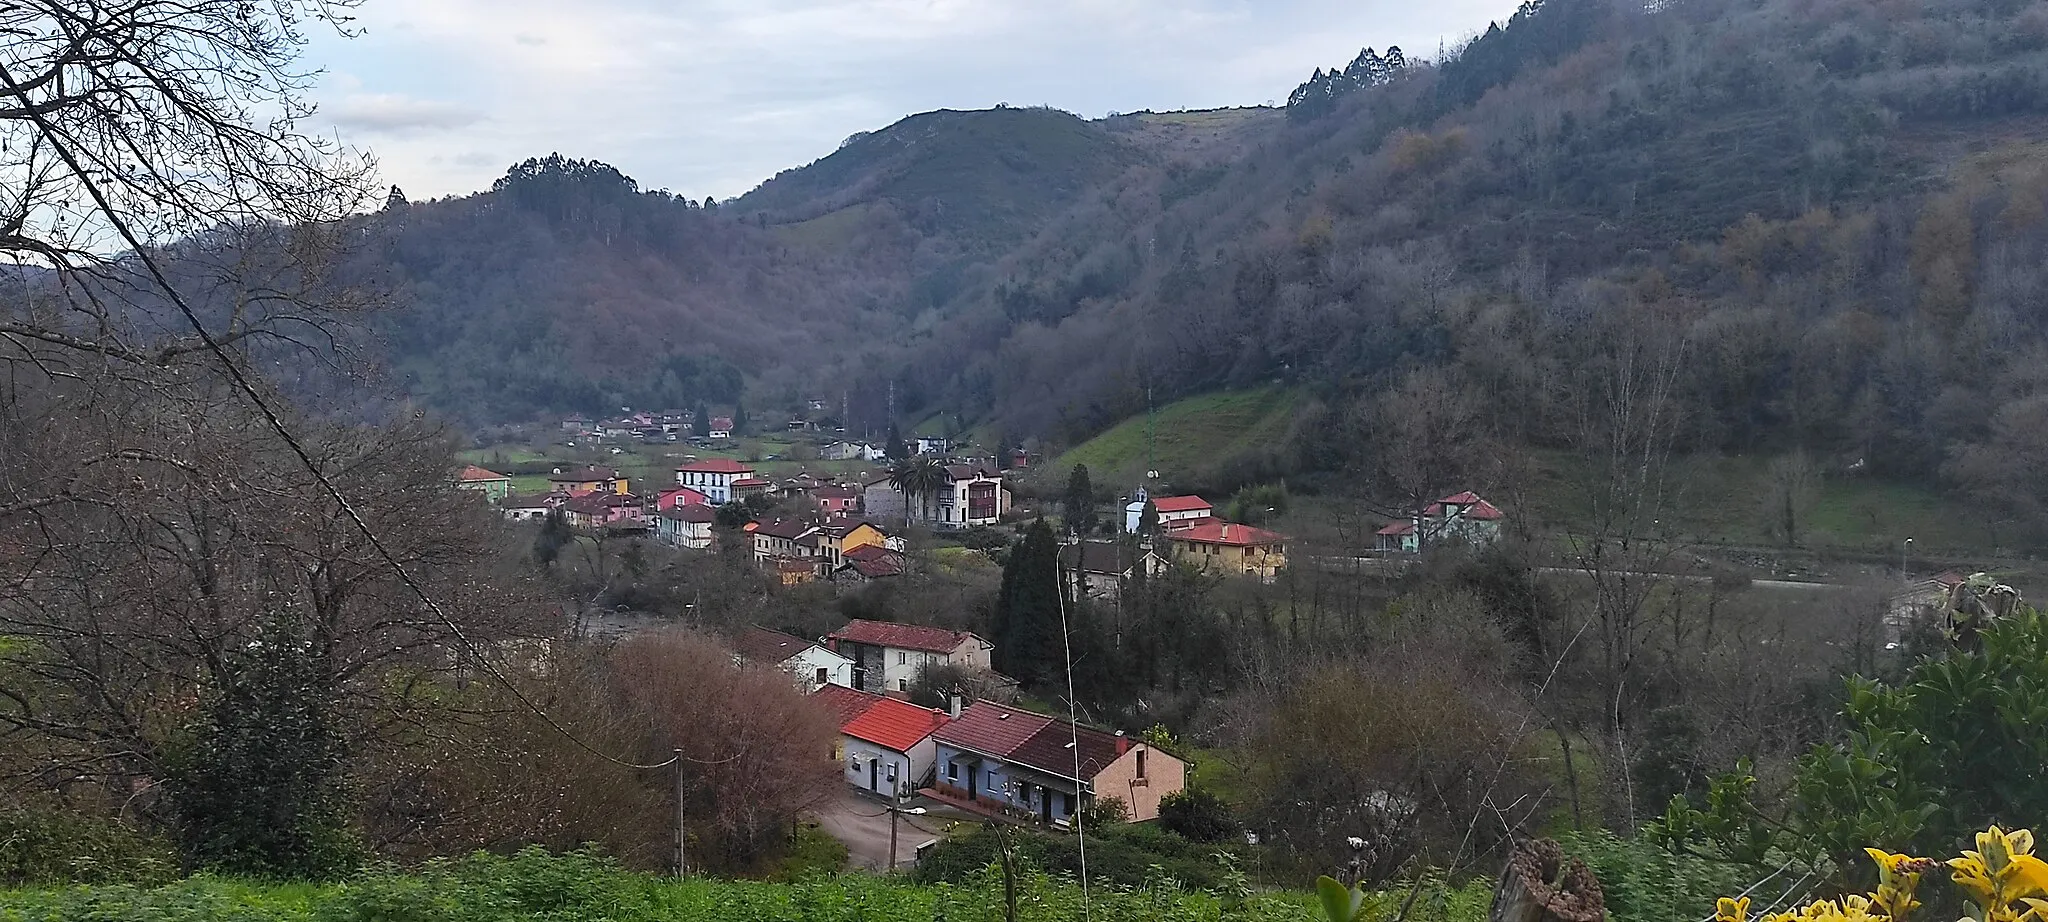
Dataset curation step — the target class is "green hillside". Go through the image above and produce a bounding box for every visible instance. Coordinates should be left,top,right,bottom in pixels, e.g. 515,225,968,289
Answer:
1049,387,1301,490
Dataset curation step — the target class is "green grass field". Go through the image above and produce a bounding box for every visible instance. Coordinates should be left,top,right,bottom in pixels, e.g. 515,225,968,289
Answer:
1523,451,1997,557
1048,387,1301,490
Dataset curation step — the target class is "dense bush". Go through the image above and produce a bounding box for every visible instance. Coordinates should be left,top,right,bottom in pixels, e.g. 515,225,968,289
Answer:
1159,788,1241,844
0,806,176,886
1556,829,1750,922
0,848,1322,922
912,822,1254,891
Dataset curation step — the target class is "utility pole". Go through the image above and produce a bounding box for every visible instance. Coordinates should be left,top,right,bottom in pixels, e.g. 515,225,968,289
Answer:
673,749,688,877
885,781,927,872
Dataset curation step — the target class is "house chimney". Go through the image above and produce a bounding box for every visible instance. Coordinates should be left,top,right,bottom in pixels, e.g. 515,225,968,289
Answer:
948,694,963,719
1115,729,1130,755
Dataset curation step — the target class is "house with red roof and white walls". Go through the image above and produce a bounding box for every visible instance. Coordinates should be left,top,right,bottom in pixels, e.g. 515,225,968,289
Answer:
1374,491,1507,553
826,618,993,695
675,458,755,504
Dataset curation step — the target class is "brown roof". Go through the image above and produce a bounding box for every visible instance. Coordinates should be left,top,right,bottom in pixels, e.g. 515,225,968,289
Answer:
751,518,811,540
944,463,998,481
456,464,510,482
658,505,717,523
1058,542,1129,575
811,684,880,727
828,619,980,654
842,548,905,578
930,700,1055,758
812,485,860,500
734,626,822,665
1008,721,1125,782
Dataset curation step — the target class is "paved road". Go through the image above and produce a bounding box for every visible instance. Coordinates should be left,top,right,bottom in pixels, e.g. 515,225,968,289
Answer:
1308,555,1852,591
812,790,948,871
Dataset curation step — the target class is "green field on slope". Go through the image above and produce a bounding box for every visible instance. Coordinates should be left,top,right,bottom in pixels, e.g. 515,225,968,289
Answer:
1049,387,1301,491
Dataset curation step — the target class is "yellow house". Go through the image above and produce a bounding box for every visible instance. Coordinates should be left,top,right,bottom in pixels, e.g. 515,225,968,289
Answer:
547,465,628,496
1165,521,1288,583
815,520,896,569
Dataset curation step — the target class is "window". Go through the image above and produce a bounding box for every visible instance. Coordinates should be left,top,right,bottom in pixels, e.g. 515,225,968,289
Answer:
897,651,908,665
898,678,909,692
947,763,958,781
815,667,829,685
887,763,897,781
1136,749,1147,780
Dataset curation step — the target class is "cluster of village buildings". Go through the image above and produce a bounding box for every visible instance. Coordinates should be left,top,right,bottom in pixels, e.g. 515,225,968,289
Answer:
737,619,1185,825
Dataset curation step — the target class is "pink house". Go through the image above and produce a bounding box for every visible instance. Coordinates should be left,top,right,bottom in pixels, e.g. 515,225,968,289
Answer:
657,486,710,511
811,484,862,515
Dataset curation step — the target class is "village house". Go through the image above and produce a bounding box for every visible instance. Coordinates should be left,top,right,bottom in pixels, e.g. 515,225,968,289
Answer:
675,458,755,504
499,491,566,522
913,436,952,455
929,700,1184,826
810,685,953,799
821,441,885,462
733,626,852,691
868,464,1010,529
1057,541,1168,602
1124,494,1213,532
562,491,644,531
453,465,512,502
655,485,709,510
827,619,994,695
774,558,818,586
1166,521,1288,583
748,518,815,568
653,504,716,549
1374,491,1507,553
709,416,735,440
812,518,896,570
811,484,863,515
731,476,774,502
835,544,907,582
561,413,591,431
548,465,628,496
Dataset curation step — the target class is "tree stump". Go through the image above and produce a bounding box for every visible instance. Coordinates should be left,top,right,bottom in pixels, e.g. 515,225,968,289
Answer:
1489,838,1606,922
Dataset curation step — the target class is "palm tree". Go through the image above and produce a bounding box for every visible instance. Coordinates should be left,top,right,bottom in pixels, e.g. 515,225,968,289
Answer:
888,456,950,527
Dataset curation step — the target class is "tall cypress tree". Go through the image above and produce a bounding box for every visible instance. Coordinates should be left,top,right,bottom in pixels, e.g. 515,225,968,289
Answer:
1063,464,1096,534
992,518,1062,686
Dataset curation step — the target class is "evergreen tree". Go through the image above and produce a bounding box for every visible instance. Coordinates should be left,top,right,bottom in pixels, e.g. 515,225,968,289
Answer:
692,403,709,438
733,400,749,434
1138,499,1161,540
1063,464,1096,534
992,518,1062,686
173,608,355,877
885,423,909,460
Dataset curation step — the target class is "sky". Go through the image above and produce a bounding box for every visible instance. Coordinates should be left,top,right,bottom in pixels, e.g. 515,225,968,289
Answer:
305,0,1525,202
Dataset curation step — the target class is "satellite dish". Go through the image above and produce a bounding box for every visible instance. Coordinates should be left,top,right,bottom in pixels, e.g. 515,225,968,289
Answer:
1146,470,1160,479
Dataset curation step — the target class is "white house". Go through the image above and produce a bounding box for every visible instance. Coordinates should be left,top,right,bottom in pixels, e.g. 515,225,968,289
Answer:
653,504,716,549
1124,494,1214,532
821,441,885,462
811,685,953,799
675,458,756,504
826,618,995,695
1375,491,1507,553
709,416,735,440
735,626,852,691
876,464,1010,529
914,436,952,455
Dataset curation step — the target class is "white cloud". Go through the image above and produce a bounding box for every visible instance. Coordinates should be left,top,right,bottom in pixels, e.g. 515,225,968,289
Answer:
308,0,1523,200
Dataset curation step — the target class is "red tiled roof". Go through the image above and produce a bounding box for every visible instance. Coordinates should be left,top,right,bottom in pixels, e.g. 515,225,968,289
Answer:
1008,721,1125,782
732,477,771,488
676,458,754,474
734,626,819,665
843,697,951,753
931,700,1055,758
456,464,509,482
828,619,980,654
1150,495,1211,514
710,417,735,430
660,486,709,504
1376,521,1416,536
1439,491,1483,505
844,544,898,562
811,684,880,727
812,485,860,500
1465,500,1505,521
843,550,905,579
549,465,619,483
1171,521,1286,547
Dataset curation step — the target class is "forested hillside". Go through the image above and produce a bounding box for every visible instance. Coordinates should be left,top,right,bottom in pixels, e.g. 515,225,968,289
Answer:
361,0,2048,541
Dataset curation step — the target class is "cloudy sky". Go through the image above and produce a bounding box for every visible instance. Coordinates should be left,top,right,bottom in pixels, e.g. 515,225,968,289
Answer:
306,0,1523,202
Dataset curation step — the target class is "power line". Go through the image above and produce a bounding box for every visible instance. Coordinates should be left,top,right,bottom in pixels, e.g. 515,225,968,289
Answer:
1053,555,1093,922
0,61,692,774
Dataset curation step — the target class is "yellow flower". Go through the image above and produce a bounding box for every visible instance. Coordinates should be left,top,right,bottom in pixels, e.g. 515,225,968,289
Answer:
1719,896,1753,922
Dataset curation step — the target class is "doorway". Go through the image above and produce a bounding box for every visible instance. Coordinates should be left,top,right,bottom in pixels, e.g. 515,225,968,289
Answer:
868,759,878,793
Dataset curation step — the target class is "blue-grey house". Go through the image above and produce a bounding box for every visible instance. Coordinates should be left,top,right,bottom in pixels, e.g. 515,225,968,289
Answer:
929,700,1185,825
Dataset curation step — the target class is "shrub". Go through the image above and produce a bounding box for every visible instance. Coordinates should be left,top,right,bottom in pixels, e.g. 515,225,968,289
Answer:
0,806,176,886
1159,789,1240,844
